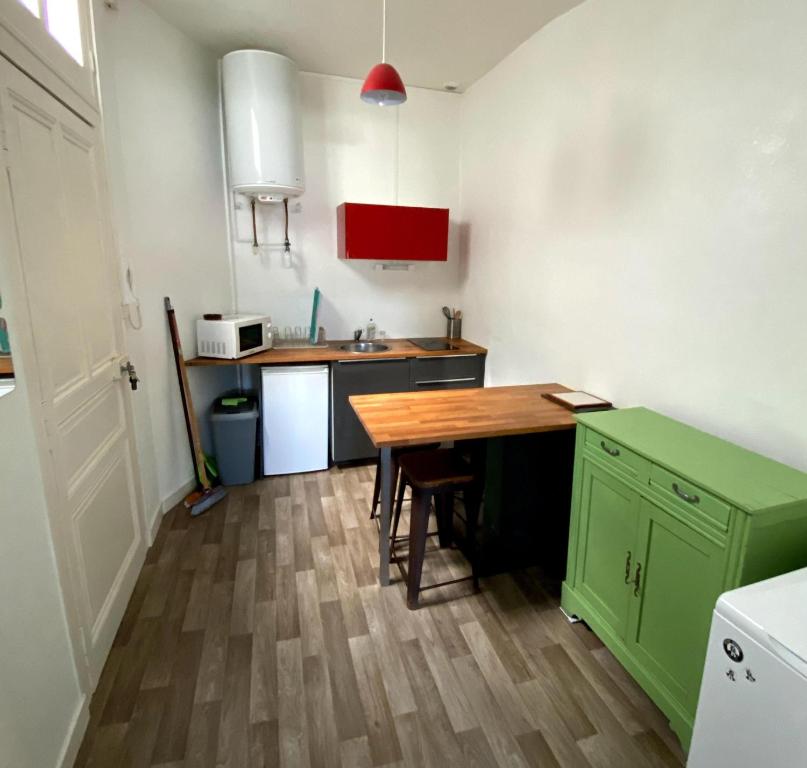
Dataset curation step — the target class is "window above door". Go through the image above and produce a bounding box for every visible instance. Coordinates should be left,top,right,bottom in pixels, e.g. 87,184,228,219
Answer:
1,0,97,121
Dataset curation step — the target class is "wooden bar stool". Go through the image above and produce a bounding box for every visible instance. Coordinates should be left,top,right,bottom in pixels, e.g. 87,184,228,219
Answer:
369,444,439,521
394,449,482,609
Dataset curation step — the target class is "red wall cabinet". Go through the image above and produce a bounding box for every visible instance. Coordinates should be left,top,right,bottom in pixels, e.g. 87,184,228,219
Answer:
337,202,449,262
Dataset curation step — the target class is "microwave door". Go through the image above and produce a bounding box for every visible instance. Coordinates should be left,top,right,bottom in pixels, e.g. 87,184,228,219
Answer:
238,322,264,353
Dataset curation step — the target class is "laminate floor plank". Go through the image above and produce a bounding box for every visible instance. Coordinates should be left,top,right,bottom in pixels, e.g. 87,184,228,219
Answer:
250,600,278,724
348,634,403,766
302,654,341,768
194,579,234,705
460,620,538,736
320,600,368,742
297,568,325,659
277,637,312,768
249,719,280,768
400,639,464,767
452,653,531,768
359,585,416,717
182,700,220,768
215,633,252,768
254,527,277,604
121,687,166,768
75,467,684,768
229,558,257,636
238,494,260,560
292,502,315,572
311,534,339,603
330,543,370,639
150,629,205,764
141,569,194,690
183,543,220,633
339,735,374,768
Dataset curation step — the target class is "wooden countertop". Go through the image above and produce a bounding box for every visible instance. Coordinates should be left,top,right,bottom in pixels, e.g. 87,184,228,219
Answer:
350,382,576,448
186,337,487,367
0,356,13,378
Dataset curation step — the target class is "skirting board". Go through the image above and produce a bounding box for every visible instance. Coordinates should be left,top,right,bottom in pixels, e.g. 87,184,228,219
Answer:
147,503,162,546
144,477,196,547
162,477,197,514
57,694,89,768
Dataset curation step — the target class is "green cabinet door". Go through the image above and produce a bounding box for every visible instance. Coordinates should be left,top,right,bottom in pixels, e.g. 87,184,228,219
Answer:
628,498,728,717
574,459,641,640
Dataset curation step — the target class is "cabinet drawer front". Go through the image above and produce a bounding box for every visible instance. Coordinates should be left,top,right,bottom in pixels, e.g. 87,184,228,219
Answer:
649,465,731,531
413,377,479,390
411,354,484,385
584,428,648,480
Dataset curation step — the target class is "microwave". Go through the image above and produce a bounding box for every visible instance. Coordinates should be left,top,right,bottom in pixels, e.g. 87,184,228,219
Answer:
196,314,272,359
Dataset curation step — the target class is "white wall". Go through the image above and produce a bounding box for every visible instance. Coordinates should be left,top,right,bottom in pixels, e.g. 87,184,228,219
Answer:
95,0,236,528
459,0,807,471
232,73,462,340
0,176,84,768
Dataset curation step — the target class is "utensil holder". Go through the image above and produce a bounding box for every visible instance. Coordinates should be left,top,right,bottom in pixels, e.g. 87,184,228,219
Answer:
446,317,462,339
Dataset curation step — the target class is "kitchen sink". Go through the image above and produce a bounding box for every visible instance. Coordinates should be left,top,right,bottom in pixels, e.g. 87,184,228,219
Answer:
339,342,390,353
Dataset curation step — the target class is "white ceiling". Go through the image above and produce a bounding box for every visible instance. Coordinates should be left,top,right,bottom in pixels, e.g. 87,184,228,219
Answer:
142,0,583,92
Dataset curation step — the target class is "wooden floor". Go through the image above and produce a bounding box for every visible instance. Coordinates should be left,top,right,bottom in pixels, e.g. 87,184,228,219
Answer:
75,465,685,768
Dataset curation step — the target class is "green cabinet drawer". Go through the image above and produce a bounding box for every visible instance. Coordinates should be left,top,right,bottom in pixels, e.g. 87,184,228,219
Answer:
584,427,649,481
649,465,731,531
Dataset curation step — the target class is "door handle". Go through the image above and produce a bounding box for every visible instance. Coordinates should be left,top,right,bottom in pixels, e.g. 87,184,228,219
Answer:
624,551,632,584
633,562,642,597
120,361,139,391
600,440,620,457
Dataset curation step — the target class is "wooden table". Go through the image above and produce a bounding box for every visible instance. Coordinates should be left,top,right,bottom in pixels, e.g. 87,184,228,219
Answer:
350,382,577,585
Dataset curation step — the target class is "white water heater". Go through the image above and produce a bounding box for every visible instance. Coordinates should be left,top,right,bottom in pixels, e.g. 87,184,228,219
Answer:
222,50,304,201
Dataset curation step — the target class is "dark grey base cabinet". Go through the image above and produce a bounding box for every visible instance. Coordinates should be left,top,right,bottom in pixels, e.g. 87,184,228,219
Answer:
331,353,486,464
331,359,410,463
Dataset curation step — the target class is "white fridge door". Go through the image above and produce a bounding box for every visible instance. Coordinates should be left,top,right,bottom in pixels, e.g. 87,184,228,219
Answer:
262,365,329,475
688,612,807,767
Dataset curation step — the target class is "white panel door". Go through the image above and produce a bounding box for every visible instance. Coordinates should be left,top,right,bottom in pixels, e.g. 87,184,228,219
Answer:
0,58,145,684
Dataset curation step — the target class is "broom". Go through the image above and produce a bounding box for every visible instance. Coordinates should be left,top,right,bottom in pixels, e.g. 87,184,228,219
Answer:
165,297,227,516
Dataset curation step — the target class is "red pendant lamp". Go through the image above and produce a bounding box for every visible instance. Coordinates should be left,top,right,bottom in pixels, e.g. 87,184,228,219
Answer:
361,0,407,106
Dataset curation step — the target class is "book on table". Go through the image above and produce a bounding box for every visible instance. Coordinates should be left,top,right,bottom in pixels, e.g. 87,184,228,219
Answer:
542,390,612,412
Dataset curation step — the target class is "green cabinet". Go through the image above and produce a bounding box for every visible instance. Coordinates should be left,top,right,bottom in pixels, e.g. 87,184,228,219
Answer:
629,498,726,715
574,461,640,641
562,408,807,750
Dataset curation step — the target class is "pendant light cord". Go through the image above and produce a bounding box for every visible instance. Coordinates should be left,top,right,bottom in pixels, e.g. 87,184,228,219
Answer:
382,0,386,63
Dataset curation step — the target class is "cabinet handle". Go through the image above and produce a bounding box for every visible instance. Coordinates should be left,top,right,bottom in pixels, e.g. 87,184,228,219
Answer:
633,562,642,597
336,357,407,364
600,440,620,457
415,378,476,385
415,354,477,359
672,483,700,505
624,551,632,584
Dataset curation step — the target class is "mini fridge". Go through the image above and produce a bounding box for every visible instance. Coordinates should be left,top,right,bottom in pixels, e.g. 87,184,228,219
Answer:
688,567,807,767
261,365,329,475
